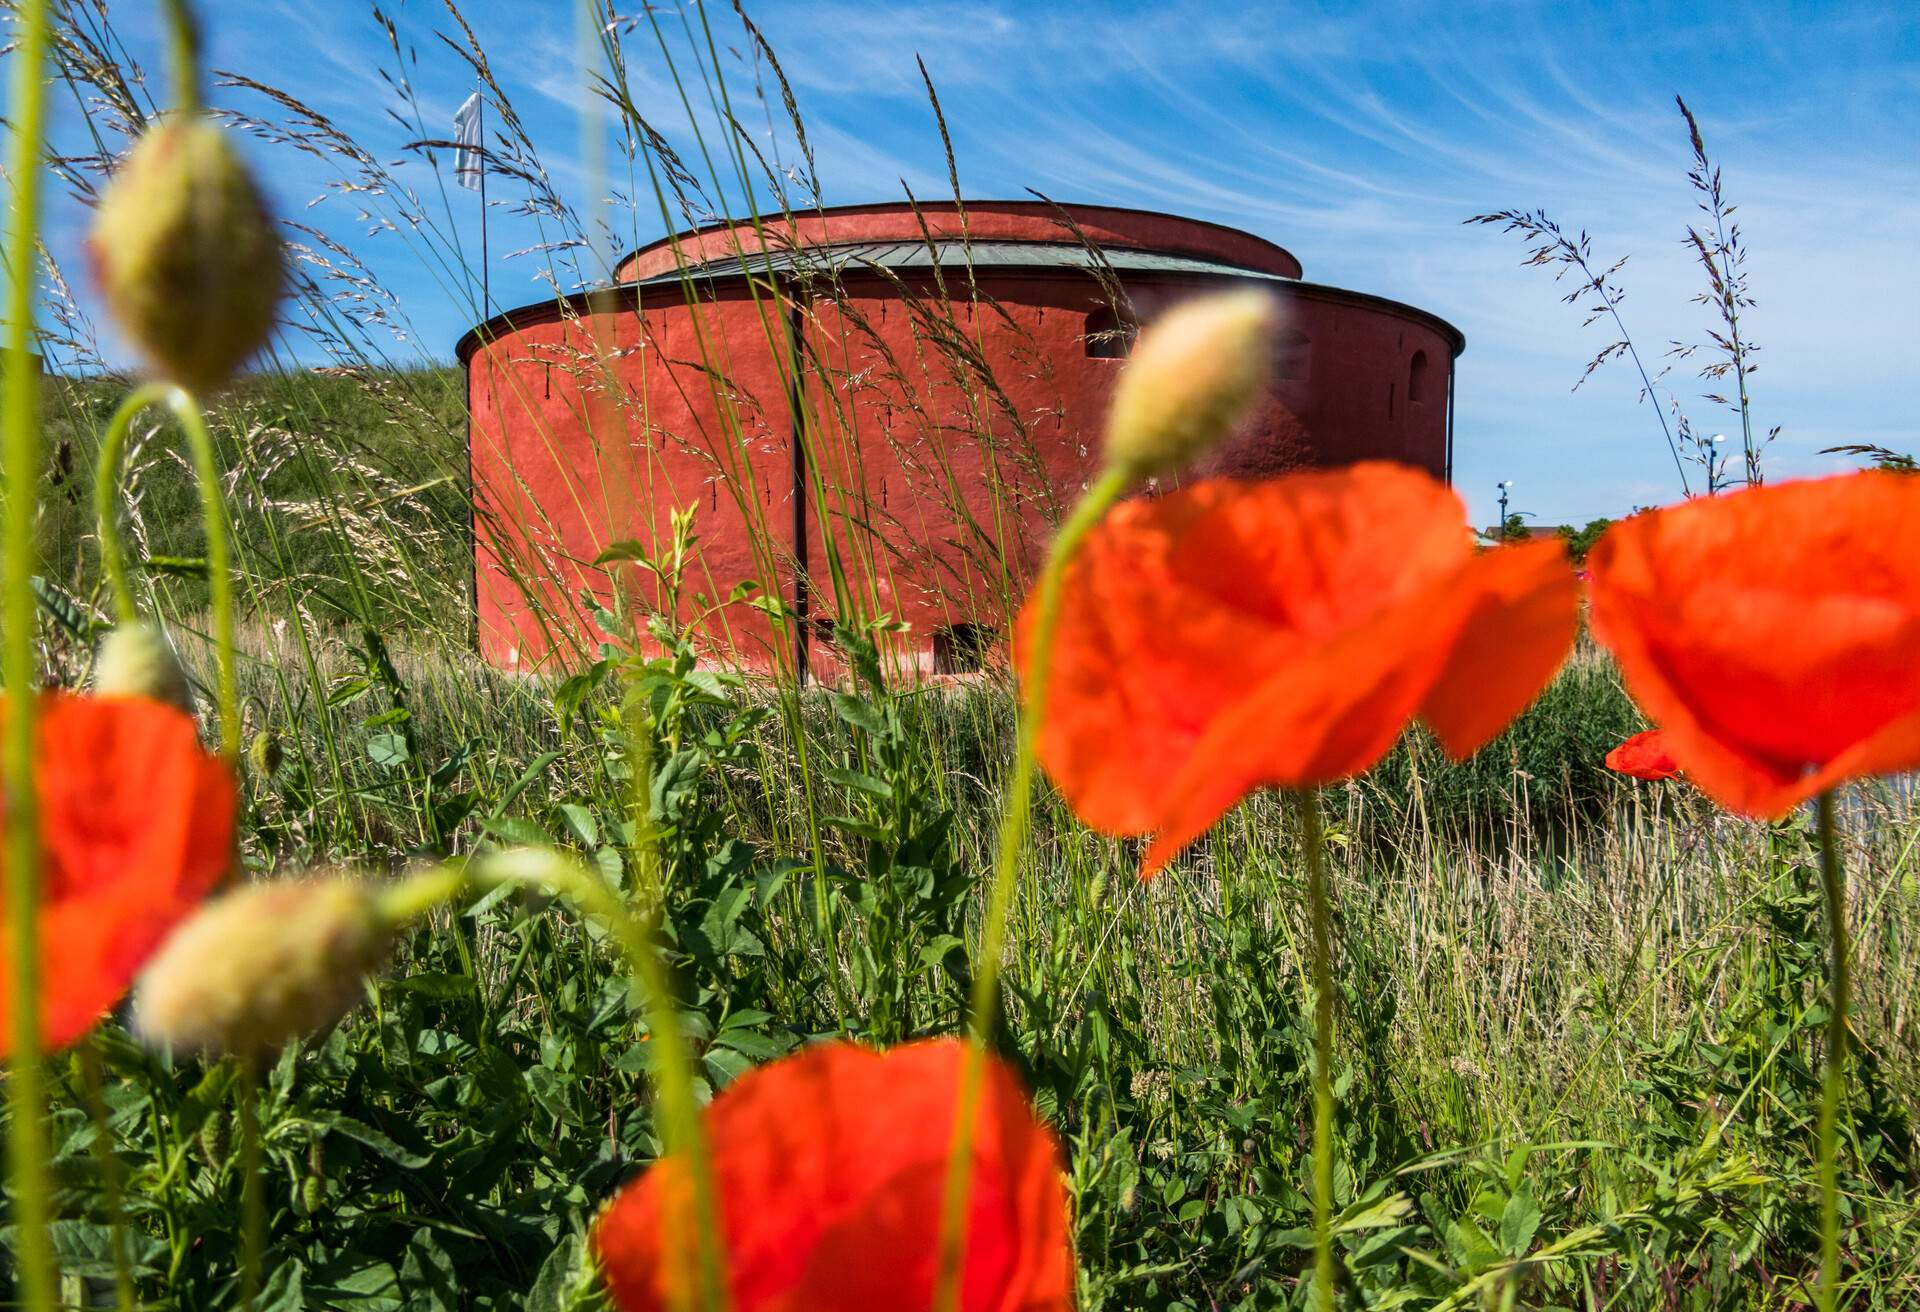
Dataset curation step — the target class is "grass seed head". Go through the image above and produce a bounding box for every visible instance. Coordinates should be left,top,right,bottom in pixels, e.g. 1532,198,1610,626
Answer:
135,875,394,1059
1103,289,1280,480
89,115,286,393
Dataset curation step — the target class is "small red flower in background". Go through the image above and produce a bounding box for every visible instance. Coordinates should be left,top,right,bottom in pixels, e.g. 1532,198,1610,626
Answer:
0,692,234,1054
1024,463,1578,874
1587,471,1920,818
594,1039,1072,1312
1606,730,1681,781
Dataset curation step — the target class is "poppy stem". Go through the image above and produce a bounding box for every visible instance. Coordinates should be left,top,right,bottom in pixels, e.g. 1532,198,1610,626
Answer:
93,382,175,624
237,1060,265,1309
1291,788,1337,1312
170,389,241,759
2,0,58,1307
1813,791,1850,1312
934,464,1131,1312
158,0,202,116
78,1042,137,1312
468,844,729,1312
92,385,241,756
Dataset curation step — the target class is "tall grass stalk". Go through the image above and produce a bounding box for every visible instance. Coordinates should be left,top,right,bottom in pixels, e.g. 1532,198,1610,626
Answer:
2,0,57,1307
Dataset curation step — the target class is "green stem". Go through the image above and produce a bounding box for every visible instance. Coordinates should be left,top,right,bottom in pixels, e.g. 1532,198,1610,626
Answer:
93,382,172,623
478,842,729,1312
933,464,1131,1312
172,390,240,758
3,0,57,1306
237,1061,264,1309
79,1042,136,1312
93,385,240,757
1292,789,1336,1312
1813,792,1849,1312
625,707,730,1312
158,0,202,114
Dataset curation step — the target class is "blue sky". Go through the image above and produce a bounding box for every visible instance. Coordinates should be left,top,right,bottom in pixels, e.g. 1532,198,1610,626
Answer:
28,0,1920,526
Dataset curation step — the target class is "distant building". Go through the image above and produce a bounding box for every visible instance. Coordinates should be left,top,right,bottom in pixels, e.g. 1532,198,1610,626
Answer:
457,201,1464,677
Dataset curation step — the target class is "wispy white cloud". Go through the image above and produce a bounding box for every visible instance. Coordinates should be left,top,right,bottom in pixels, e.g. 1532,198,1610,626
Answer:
37,0,1916,523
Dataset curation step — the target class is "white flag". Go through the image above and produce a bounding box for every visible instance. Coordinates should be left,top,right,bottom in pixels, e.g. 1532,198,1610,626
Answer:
453,92,483,191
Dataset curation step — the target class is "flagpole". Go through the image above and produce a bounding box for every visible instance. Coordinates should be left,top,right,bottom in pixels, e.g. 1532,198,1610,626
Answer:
478,91,490,320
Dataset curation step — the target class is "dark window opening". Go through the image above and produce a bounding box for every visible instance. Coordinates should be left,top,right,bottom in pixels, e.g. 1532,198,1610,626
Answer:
1275,329,1311,381
932,623,992,675
1084,305,1136,359
1409,350,1430,404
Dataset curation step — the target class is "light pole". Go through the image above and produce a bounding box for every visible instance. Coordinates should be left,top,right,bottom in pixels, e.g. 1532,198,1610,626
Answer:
1497,480,1513,532
1708,434,1727,494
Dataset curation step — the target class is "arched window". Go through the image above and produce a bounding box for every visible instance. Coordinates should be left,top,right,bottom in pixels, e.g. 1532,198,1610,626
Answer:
1275,329,1310,382
933,623,992,675
1084,305,1135,359
1408,350,1430,404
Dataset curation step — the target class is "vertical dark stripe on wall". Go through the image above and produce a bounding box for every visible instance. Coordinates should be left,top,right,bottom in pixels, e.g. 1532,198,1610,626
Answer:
1444,354,1457,485
785,287,810,686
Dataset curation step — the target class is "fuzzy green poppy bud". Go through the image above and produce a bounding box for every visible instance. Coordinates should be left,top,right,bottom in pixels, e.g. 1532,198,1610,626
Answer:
134,875,394,1059
94,621,194,713
1102,289,1281,480
248,729,283,778
89,115,286,392
198,1108,231,1169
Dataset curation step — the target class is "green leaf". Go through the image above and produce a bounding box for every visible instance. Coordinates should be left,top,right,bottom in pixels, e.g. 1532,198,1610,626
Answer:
1499,1191,1542,1257
825,765,893,800
367,731,411,768
593,539,650,565
557,802,599,847
385,972,477,1002
313,1112,432,1169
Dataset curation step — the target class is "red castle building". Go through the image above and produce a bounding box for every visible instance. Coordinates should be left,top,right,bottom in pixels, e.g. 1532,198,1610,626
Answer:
458,201,1463,678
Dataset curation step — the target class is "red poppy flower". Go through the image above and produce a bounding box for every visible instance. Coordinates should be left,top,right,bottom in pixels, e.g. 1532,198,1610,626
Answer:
1587,471,1920,817
1606,730,1681,781
594,1039,1072,1312
1025,464,1578,874
0,692,234,1054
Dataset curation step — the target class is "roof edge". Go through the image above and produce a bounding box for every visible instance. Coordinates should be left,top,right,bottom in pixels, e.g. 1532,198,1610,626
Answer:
455,266,1464,363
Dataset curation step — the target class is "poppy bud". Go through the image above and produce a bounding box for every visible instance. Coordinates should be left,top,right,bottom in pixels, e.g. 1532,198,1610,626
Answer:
94,621,194,714
88,115,286,392
1102,289,1280,480
134,875,394,1059
198,1108,231,1168
248,729,283,778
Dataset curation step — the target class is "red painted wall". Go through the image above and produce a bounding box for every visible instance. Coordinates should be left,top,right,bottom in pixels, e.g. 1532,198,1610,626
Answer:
464,205,1461,677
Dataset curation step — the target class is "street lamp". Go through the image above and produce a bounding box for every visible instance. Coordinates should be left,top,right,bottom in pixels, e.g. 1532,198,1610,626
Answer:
1497,480,1513,526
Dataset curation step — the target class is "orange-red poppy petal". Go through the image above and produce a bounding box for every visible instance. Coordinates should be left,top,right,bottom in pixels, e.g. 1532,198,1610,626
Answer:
1605,730,1681,782
1030,465,1478,842
1419,537,1579,760
1588,472,1920,818
0,693,234,1054
1139,587,1461,875
594,1039,1073,1312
